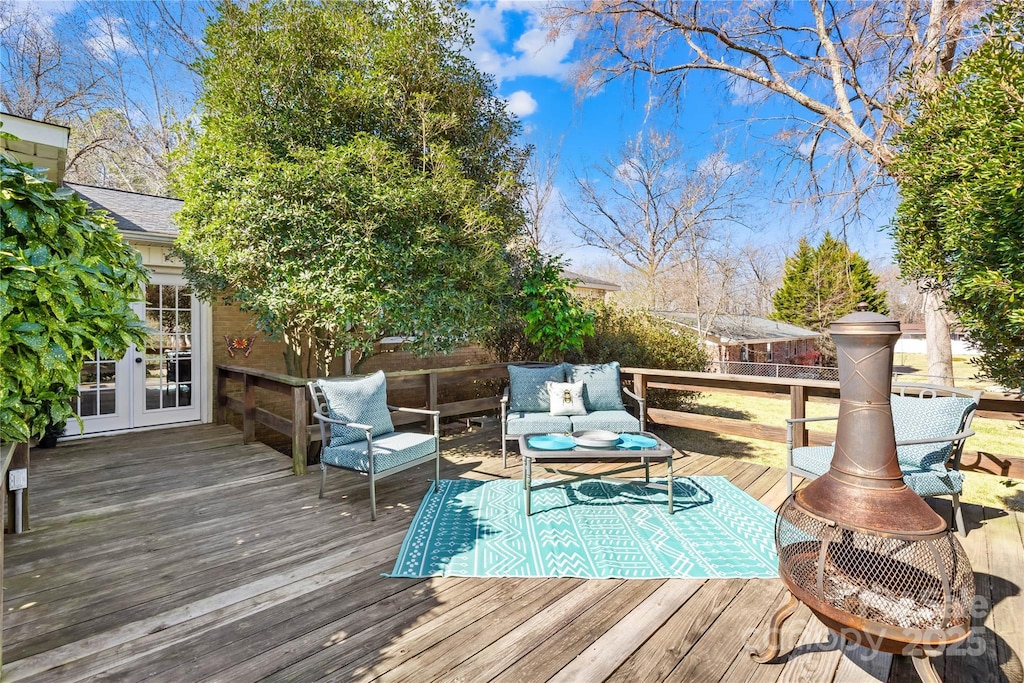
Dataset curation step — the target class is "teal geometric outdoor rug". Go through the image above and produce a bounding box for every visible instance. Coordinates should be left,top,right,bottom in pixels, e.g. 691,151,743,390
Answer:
389,476,779,580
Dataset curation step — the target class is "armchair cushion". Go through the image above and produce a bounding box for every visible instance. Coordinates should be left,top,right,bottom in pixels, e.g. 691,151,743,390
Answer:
320,431,436,473
903,468,965,497
317,371,394,445
567,361,626,412
791,446,835,478
509,364,566,412
891,395,975,469
569,410,640,433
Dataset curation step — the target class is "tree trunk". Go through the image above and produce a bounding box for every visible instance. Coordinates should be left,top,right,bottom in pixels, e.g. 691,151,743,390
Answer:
923,288,954,385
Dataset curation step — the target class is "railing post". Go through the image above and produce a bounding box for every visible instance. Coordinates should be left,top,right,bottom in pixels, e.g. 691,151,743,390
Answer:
216,369,228,425
633,371,648,423
242,373,256,445
790,384,807,449
427,371,438,432
291,385,309,476
6,442,30,533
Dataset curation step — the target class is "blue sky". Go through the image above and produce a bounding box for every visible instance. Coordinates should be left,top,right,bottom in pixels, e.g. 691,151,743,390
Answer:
16,0,899,269
465,1,899,268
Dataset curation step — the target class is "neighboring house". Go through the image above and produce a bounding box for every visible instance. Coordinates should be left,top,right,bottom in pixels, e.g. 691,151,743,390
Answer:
894,323,979,356
655,312,822,366
562,269,620,301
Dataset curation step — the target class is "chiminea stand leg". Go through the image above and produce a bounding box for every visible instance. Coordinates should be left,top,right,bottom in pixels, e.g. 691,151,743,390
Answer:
909,649,942,683
746,590,800,663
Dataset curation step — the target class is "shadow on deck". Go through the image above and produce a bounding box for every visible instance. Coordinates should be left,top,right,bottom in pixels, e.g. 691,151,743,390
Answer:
3,424,1022,682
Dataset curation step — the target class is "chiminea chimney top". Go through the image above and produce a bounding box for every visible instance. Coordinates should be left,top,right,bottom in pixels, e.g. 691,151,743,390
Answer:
796,306,946,536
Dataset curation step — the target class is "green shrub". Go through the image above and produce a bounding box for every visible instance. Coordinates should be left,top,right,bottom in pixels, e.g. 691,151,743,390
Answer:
564,302,708,410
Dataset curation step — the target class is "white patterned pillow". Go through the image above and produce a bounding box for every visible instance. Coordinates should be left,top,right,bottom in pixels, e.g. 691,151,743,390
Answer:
546,381,587,416
317,371,394,445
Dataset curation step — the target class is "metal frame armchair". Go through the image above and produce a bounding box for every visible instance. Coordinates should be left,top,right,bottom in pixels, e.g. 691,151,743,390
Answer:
786,382,981,536
309,380,440,521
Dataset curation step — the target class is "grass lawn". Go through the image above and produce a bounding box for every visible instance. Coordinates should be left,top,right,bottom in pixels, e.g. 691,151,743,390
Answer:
657,387,1024,513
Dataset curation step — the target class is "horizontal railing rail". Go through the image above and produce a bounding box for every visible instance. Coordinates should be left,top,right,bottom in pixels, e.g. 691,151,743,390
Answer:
217,363,1024,480
216,363,510,474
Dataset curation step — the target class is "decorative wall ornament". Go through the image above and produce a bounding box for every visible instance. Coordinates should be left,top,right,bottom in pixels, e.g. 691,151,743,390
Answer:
224,335,256,358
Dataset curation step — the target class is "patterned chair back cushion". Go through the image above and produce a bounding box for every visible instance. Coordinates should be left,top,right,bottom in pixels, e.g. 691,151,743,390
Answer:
891,394,976,469
567,362,625,412
508,364,566,412
317,371,395,445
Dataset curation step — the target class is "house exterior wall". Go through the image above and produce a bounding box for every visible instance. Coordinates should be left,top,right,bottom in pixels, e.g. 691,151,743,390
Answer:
712,338,819,365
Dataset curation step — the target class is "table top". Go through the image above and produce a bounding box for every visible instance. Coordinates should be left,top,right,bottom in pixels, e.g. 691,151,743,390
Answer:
518,431,673,461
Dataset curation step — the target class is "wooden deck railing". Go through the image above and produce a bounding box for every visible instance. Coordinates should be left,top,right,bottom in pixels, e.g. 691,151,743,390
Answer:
216,363,509,475
1,440,29,673
217,363,1024,480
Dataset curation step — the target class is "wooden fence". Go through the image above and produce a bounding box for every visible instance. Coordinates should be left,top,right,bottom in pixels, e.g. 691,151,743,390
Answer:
217,363,1024,479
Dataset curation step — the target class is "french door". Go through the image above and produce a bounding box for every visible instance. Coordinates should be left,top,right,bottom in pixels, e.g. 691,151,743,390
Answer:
66,275,203,436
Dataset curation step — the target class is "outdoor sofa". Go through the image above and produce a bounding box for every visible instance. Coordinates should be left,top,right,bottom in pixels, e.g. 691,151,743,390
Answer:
499,361,645,467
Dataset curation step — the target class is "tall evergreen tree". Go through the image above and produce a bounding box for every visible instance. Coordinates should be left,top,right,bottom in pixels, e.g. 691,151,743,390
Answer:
772,232,889,334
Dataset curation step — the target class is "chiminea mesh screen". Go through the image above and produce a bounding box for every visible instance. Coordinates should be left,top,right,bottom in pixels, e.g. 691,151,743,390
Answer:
777,496,974,633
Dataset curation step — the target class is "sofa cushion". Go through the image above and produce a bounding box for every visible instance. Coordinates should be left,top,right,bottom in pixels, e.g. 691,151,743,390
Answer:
567,362,625,411
509,364,565,412
547,381,587,416
320,431,436,473
891,395,975,469
570,410,640,433
318,371,394,445
506,412,572,435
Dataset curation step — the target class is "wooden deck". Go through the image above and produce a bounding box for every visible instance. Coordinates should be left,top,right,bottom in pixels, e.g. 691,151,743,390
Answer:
4,424,1022,682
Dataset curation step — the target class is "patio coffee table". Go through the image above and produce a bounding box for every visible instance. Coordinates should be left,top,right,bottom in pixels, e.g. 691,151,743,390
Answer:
518,432,676,516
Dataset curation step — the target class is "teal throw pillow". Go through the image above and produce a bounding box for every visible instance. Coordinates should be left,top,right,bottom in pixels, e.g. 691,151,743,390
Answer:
317,371,394,445
568,362,625,411
509,364,566,412
891,394,975,469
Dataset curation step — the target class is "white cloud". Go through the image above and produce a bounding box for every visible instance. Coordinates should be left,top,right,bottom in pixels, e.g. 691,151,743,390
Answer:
505,90,538,117
85,16,134,62
466,4,576,86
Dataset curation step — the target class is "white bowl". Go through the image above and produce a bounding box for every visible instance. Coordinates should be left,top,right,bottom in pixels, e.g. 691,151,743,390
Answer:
572,430,620,448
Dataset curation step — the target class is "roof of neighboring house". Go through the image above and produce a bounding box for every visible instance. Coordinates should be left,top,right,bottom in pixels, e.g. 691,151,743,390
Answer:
561,269,621,292
66,183,182,237
654,311,821,345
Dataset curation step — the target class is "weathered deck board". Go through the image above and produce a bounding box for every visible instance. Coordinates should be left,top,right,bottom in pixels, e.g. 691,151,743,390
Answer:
3,424,1021,682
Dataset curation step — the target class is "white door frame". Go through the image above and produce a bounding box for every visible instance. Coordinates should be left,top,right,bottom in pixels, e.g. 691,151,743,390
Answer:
66,274,206,436
132,274,204,428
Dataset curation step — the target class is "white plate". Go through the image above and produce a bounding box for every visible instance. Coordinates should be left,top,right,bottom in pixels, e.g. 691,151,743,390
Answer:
572,430,620,448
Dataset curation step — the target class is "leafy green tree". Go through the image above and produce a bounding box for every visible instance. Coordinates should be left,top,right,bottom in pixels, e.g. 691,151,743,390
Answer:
0,153,147,443
772,232,888,362
174,0,526,376
891,2,1024,388
520,253,596,362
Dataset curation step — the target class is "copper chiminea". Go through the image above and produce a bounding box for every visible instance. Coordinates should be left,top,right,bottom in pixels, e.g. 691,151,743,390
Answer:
749,305,975,682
